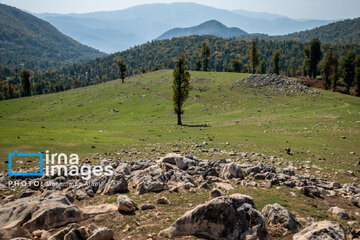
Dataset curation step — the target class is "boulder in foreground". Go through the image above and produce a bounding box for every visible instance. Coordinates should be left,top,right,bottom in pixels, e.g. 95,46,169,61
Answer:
159,194,270,240
0,192,89,232
262,203,301,233
293,221,346,240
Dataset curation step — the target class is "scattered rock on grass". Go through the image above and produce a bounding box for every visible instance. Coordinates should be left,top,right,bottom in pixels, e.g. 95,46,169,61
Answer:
117,195,138,213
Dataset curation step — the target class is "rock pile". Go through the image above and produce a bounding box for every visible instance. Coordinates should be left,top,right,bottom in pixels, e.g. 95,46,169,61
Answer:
234,74,316,95
0,152,358,240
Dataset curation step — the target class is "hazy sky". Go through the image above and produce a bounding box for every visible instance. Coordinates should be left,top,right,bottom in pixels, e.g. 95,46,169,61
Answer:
1,0,359,20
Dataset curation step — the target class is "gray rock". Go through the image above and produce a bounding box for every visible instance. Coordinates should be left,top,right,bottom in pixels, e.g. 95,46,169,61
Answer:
102,175,128,195
159,194,270,240
87,227,114,240
141,204,156,210
210,188,225,198
0,192,88,232
261,203,301,233
328,206,349,220
160,153,182,165
219,163,244,179
117,195,138,213
130,165,167,194
293,221,346,240
19,190,35,198
0,227,32,240
157,197,170,205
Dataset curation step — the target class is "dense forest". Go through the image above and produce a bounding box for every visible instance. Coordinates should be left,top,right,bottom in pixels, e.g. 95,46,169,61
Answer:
1,35,360,100
0,3,104,70
237,18,360,44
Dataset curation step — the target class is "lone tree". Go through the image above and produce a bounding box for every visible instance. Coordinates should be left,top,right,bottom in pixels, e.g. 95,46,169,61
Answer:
273,50,280,74
117,59,127,83
172,54,190,125
322,49,338,90
307,39,322,78
249,40,259,74
342,50,356,94
200,41,210,71
21,70,31,97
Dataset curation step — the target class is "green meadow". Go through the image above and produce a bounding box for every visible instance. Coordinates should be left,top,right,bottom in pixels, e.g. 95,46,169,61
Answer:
0,70,359,175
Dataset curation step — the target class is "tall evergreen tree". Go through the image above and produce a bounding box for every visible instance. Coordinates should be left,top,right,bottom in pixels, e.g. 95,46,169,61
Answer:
258,60,267,74
21,70,31,97
117,59,127,83
273,50,280,74
322,49,338,90
355,56,360,96
303,46,311,76
7,80,14,99
172,54,190,125
200,41,210,72
342,50,356,94
332,56,339,92
249,40,259,74
308,39,322,78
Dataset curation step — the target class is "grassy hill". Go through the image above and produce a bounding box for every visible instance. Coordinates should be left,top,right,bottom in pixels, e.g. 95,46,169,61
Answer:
0,3,104,70
157,20,246,40
0,70,359,177
238,18,360,44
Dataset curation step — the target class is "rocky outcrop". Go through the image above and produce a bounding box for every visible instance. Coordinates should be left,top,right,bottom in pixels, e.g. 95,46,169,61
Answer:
293,221,346,240
235,74,315,95
0,227,32,240
102,175,128,195
261,203,301,233
0,192,88,232
49,223,114,240
129,165,167,194
219,162,244,179
159,194,270,240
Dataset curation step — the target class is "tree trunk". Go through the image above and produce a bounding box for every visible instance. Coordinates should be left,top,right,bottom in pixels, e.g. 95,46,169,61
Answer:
121,78,124,83
177,113,182,125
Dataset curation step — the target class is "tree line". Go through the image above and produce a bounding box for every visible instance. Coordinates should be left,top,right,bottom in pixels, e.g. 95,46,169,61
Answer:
1,36,360,100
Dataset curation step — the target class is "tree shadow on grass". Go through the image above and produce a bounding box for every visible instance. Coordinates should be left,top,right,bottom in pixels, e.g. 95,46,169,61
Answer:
182,123,210,128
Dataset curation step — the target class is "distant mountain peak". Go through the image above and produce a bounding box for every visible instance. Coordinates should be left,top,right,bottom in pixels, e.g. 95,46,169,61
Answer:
156,20,247,40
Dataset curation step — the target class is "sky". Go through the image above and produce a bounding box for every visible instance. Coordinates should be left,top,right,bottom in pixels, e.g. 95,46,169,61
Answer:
0,0,359,20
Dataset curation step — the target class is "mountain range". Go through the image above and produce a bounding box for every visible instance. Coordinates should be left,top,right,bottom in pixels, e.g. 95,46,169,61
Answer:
35,2,334,53
0,3,104,70
237,17,360,44
157,20,246,40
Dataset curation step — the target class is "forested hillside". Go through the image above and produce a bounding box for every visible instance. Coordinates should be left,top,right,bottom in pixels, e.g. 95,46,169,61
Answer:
0,3,104,70
238,18,360,44
157,20,246,40
2,35,358,100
